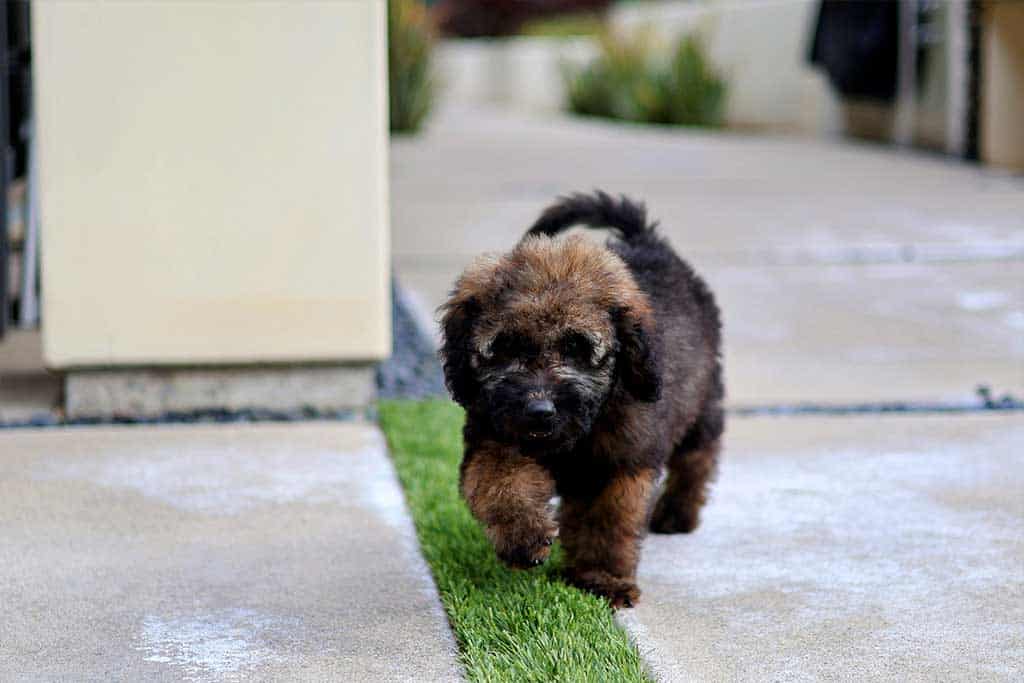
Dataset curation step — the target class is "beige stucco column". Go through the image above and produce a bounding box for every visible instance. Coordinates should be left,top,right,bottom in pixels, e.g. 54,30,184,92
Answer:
33,1,389,415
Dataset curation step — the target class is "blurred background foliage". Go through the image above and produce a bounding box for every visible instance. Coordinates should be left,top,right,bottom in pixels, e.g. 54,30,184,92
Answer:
565,31,727,127
388,0,437,134
519,12,605,38
388,0,729,132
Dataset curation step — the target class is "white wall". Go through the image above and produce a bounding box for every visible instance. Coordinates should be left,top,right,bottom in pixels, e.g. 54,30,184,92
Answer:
33,0,390,368
439,37,598,114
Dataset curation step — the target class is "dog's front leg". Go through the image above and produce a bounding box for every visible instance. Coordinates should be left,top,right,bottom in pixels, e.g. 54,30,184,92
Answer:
559,468,658,608
460,442,558,569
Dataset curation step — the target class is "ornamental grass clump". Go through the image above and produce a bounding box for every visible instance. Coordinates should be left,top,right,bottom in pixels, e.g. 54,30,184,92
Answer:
389,0,436,134
566,30,727,127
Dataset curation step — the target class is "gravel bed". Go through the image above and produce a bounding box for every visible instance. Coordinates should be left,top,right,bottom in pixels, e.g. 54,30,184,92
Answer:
376,279,447,400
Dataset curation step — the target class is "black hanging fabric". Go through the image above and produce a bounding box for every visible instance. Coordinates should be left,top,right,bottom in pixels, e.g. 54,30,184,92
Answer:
808,0,900,101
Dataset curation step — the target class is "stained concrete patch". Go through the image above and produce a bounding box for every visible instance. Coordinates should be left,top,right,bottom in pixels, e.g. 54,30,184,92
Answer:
0,422,461,681
957,290,1014,312
134,609,298,680
623,414,1024,681
36,429,403,521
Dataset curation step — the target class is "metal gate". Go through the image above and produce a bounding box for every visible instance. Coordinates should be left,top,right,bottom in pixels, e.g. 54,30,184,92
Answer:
2,0,36,340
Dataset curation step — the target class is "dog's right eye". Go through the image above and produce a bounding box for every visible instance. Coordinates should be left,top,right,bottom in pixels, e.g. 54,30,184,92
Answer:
489,333,534,361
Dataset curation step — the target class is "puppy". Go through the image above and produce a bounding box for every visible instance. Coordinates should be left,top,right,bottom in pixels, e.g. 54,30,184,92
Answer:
440,191,723,608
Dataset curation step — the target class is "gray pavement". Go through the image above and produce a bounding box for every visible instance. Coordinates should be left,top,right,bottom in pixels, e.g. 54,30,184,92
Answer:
392,105,1024,405
619,414,1024,681
0,421,461,682
391,105,1024,680
2,104,1021,682
711,261,1022,405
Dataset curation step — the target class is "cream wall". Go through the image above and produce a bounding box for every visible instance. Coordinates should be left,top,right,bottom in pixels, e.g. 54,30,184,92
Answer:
34,1,390,368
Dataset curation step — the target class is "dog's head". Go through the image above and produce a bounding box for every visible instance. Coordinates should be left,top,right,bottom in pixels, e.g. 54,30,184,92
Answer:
440,235,661,450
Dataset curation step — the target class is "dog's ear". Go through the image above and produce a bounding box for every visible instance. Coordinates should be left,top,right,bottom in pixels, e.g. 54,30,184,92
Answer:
611,305,662,402
440,295,481,406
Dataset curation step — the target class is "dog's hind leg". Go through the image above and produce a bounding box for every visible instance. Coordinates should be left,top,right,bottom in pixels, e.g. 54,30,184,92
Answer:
559,467,658,608
649,403,723,534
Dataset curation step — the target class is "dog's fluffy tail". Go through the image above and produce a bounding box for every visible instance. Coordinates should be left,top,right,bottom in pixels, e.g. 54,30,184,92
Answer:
525,190,656,242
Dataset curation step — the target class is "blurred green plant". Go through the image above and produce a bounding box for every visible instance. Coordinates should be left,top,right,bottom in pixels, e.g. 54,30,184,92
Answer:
519,12,606,38
565,30,727,127
389,0,436,134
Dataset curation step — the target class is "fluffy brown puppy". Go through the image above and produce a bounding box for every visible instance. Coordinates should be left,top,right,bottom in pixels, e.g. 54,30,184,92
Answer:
440,191,724,608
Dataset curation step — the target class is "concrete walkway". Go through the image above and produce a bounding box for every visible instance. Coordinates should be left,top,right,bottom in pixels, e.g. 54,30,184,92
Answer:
0,421,461,682
392,105,1023,406
392,106,1024,679
2,105,1020,681
620,414,1024,681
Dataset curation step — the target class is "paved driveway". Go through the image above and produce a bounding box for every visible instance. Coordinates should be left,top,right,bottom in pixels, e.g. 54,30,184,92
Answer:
392,106,1024,679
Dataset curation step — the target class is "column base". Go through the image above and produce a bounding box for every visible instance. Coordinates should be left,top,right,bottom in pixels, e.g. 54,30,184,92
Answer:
64,364,376,419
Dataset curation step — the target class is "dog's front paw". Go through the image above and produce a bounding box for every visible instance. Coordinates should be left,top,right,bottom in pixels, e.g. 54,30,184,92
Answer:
486,516,558,570
565,568,641,609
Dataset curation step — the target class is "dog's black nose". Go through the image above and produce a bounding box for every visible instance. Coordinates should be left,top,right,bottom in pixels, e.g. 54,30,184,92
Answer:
525,399,556,421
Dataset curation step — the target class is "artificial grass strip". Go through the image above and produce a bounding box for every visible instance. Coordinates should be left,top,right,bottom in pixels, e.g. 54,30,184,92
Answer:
378,399,650,683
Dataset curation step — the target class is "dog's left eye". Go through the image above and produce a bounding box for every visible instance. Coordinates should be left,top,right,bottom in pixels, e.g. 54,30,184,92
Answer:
560,333,593,364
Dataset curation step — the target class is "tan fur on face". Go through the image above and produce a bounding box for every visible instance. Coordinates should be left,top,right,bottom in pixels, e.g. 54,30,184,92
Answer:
444,235,653,360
